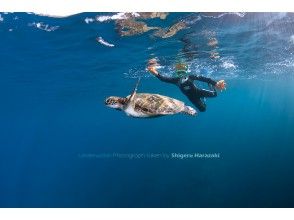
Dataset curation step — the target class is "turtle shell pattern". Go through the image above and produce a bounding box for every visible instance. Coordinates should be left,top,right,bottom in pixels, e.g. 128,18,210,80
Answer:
127,93,185,116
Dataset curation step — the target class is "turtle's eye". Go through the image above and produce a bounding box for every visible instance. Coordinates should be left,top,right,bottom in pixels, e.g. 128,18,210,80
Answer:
105,98,117,105
105,99,111,105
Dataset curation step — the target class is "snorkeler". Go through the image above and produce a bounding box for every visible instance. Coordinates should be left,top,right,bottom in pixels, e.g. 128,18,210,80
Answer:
147,59,226,112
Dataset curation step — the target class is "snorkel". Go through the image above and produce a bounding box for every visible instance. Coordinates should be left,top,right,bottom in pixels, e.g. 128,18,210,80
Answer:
175,62,188,77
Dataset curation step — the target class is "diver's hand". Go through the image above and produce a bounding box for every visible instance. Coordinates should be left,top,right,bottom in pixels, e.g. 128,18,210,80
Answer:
215,80,226,91
147,66,159,76
147,58,159,76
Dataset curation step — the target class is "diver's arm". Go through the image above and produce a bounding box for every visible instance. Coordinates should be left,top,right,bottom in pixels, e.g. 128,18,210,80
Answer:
190,75,227,91
189,75,217,86
156,74,179,84
148,66,179,84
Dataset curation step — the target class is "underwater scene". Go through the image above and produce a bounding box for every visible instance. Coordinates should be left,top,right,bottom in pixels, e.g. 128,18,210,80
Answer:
0,12,294,207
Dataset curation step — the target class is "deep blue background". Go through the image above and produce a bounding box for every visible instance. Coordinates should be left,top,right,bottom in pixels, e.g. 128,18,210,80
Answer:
0,12,294,207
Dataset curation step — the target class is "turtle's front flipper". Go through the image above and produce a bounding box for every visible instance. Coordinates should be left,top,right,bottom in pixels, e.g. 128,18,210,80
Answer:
183,106,197,116
124,78,141,109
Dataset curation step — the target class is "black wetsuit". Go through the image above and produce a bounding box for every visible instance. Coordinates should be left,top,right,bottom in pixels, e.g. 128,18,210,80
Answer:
156,74,217,112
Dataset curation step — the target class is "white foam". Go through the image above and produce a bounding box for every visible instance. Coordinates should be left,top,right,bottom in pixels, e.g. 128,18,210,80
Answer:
84,17,94,24
97,37,115,47
290,35,294,44
270,58,294,68
202,12,246,19
222,62,235,69
96,12,139,22
29,22,59,32
184,15,201,25
264,13,287,27
0,14,4,22
31,12,74,18
221,60,237,69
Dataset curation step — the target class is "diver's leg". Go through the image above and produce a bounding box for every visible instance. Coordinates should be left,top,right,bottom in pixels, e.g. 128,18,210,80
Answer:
190,97,207,112
198,87,217,98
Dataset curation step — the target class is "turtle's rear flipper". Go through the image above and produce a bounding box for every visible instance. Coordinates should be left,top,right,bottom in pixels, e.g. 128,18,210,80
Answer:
183,106,197,116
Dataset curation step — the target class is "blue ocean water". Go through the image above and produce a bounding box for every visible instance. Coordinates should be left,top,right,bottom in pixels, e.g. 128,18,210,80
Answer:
0,12,294,208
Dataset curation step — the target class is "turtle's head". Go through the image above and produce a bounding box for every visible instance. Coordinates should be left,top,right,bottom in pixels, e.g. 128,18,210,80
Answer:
105,96,126,110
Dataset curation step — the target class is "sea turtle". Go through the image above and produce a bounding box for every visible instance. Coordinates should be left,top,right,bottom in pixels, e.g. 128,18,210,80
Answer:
105,79,197,118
